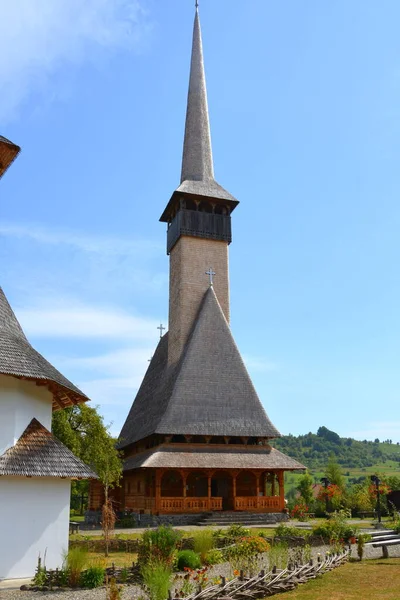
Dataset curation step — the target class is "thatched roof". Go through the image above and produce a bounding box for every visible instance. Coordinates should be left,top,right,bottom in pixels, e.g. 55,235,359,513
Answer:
0,287,89,409
119,287,281,448
0,136,20,178
0,418,97,479
123,444,305,471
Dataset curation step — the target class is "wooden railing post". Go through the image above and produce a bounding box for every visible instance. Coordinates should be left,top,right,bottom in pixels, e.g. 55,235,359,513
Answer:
233,473,237,510
278,471,284,511
207,473,212,511
255,473,260,509
155,469,162,513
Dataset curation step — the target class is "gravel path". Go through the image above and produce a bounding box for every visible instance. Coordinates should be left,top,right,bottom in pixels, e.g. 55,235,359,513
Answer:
2,543,399,600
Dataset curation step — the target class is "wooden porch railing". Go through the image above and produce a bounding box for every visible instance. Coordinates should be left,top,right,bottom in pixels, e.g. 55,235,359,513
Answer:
234,496,281,511
159,497,223,512
126,496,155,510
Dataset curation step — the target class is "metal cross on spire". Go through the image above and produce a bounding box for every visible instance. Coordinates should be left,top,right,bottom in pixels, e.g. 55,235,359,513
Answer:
157,323,166,339
195,0,199,8
205,267,216,286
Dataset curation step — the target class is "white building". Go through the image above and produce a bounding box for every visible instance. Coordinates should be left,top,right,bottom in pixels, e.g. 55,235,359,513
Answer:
0,287,97,580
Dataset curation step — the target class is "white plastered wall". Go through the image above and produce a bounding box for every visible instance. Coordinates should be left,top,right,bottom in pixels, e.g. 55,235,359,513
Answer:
0,477,70,580
0,375,52,455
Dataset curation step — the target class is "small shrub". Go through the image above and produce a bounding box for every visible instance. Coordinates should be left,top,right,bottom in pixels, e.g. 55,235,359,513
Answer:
64,547,88,587
357,533,371,561
268,541,288,570
120,566,129,583
176,550,201,570
290,500,309,520
106,576,122,600
193,528,214,562
141,560,172,600
80,565,105,589
275,523,306,538
226,524,251,539
225,536,269,576
205,549,224,565
139,526,182,566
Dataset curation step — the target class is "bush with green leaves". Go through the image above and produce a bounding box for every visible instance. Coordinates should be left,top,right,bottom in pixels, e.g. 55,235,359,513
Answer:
139,526,182,566
225,524,251,539
80,565,105,589
141,561,172,600
63,547,88,587
275,523,308,538
225,536,270,575
204,549,224,565
312,510,358,543
176,550,201,570
268,541,288,570
193,528,214,562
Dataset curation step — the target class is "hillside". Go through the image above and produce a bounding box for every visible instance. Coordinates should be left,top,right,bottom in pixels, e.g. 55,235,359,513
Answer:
274,426,400,472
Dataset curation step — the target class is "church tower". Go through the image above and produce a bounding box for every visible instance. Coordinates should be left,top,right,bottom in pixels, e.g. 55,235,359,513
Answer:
104,6,304,520
160,7,238,365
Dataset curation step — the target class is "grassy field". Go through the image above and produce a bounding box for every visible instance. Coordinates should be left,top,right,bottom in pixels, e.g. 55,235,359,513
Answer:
278,558,400,600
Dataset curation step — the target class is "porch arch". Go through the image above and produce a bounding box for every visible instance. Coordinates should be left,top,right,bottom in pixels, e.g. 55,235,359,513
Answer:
187,471,208,497
236,471,257,496
161,470,183,497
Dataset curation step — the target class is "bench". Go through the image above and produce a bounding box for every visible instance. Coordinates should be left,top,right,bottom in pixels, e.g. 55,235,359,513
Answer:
358,511,376,519
69,521,80,534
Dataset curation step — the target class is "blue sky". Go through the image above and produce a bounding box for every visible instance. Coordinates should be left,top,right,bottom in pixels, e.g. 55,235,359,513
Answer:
1,0,400,443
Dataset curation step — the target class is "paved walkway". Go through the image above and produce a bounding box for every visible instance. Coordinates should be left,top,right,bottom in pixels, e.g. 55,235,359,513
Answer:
0,578,31,591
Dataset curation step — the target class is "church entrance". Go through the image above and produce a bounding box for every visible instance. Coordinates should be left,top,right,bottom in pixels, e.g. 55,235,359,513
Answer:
211,471,233,510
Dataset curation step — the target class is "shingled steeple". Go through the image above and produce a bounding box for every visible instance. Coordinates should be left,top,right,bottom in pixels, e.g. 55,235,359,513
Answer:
160,6,238,228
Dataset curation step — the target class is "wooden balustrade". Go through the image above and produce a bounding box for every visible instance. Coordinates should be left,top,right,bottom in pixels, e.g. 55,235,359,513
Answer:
159,497,223,512
234,496,281,511
126,496,155,510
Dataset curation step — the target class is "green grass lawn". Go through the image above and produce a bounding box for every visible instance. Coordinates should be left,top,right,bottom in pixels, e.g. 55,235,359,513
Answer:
278,558,400,600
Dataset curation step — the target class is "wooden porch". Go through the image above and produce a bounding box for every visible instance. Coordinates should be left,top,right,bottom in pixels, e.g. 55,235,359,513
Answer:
119,468,285,514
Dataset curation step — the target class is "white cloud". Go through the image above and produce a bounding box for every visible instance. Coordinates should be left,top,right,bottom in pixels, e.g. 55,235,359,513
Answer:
16,303,160,340
0,0,150,120
0,223,162,256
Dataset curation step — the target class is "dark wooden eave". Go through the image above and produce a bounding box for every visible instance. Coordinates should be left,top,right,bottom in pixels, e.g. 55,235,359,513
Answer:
0,136,20,179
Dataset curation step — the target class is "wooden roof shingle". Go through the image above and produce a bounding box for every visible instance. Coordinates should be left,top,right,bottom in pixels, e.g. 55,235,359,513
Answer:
0,418,98,479
119,287,281,448
123,444,305,471
0,287,89,408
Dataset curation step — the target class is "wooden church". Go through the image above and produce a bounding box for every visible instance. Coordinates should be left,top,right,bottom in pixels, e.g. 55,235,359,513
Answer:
90,6,304,519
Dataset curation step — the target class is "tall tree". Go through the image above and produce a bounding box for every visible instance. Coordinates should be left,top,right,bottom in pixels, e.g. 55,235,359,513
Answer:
296,471,314,507
52,404,122,509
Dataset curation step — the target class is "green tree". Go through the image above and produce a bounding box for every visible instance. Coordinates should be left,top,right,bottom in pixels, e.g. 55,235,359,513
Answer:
52,404,122,510
325,455,345,491
296,471,314,508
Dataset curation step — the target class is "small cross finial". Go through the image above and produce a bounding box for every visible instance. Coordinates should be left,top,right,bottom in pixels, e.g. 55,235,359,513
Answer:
205,267,216,286
148,356,153,363
157,323,166,339
195,0,199,8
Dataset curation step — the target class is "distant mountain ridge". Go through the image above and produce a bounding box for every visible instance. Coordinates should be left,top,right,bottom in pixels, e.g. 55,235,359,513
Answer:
273,426,400,471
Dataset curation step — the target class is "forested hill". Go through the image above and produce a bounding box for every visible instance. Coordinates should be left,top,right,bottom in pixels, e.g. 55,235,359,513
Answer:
273,426,400,471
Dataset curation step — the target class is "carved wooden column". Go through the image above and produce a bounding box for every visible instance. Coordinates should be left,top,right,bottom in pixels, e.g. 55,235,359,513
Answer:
278,471,284,511
155,469,162,513
182,470,187,510
255,473,260,510
232,472,237,511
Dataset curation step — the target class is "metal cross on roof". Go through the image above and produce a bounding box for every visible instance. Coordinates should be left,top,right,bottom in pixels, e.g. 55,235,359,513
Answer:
157,323,166,339
205,267,216,286
195,0,199,8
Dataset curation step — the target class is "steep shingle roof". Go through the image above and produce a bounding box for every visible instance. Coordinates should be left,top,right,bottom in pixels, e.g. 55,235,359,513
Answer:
0,418,97,478
123,444,305,471
0,287,89,408
0,135,20,178
119,287,280,448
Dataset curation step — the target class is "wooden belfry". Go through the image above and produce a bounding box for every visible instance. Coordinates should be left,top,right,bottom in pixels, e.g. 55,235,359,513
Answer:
90,6,304,517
